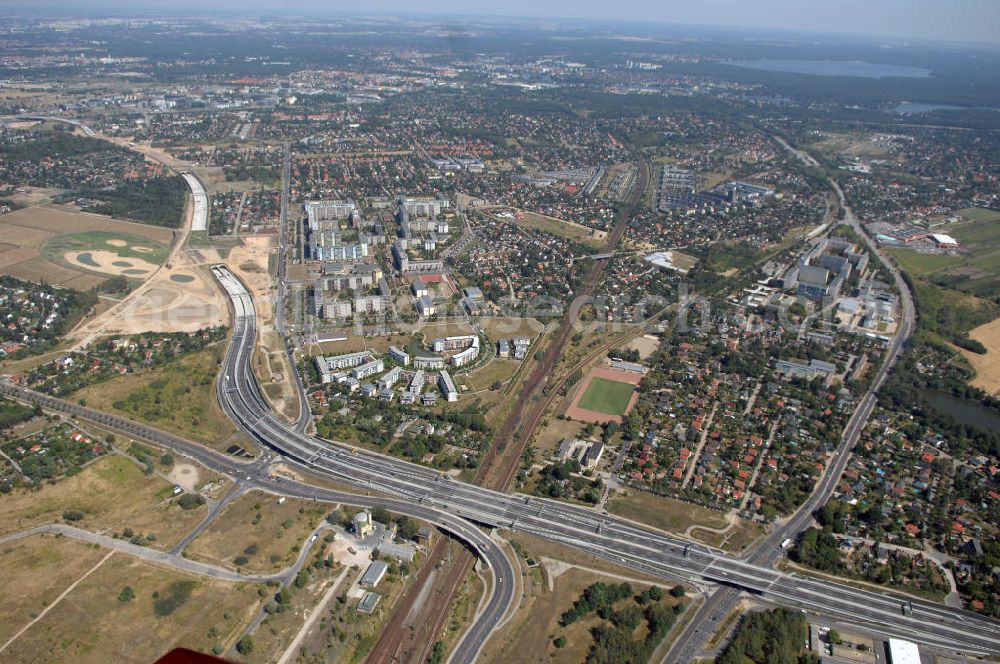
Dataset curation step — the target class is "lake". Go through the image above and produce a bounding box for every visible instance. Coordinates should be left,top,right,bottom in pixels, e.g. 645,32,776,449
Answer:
728,59,932,79
925,389,1000,434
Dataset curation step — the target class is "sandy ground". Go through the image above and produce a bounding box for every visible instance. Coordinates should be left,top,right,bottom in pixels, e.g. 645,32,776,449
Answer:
166,463,201,492
63,250,160,277
626,334,661,360
564,363,643,425
66,198,228,344
958,317,1000,395
227,236,275,321
0,206,173,291
225,235,301,422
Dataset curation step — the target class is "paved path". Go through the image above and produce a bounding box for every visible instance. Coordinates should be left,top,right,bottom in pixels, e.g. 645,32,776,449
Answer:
0,524,289,583
740,419,779,510
169,483,248,556
681,402,718,489
276,565,351,664
0,549,115,656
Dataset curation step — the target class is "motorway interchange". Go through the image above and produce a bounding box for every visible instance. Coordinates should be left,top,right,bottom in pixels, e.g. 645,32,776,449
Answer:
208,263,1000,659
0,260,993,662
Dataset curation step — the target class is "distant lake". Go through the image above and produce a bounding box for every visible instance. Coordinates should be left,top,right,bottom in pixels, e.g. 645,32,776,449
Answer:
925,389,1000,434
728,59,932,79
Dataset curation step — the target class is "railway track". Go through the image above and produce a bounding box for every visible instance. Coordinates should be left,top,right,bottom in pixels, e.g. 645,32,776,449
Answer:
366,142,651,664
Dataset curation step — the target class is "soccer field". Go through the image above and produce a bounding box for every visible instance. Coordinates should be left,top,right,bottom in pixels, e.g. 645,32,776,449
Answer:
577,377,636,416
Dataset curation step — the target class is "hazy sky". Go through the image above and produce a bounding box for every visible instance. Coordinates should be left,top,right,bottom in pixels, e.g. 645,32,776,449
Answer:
18,0,1000,46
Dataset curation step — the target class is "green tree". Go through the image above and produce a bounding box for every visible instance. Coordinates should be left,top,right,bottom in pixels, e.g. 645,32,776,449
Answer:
237,635,254,655
118,586,135,602
396,516,420,541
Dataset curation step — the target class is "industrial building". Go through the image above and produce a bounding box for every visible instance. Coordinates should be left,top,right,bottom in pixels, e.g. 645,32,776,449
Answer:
359,560,389,588
357,592,381,614
886,638,921,664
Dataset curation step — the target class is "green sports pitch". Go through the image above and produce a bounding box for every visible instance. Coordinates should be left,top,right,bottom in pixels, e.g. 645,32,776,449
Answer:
578,377,636,416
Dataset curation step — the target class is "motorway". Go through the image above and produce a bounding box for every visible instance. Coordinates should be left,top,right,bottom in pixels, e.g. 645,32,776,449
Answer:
0,374,516,664
204,263,1000,658
12,114,991,659
665,135,918,662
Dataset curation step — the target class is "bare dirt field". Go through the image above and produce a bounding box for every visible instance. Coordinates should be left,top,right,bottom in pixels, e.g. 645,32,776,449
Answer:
481,316,545,340
68,237,231,344
0,207,173,291
513,210,607,249
564,363,643,424
166,462,201,493
3,186,64,206
958,317,1000,395
626,334,661,360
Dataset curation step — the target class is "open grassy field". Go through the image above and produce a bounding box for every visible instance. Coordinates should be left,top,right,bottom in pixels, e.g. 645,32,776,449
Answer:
0,534,110,644
578,377,636,416
185,491,326,573
607,489,729,534
957,207,1000,224
0,206,174,290
70,343,255,454
886,215,1000,299
509,210,607,250
883,248,963,277
41,230,169,280
481,316,546,340
1,545,265,664
308,332,414,357
464,358,520,392
483,566,609,664
0,454,209,549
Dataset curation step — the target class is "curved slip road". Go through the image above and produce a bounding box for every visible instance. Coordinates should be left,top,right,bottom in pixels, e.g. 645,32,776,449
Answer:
206,261,1000,659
